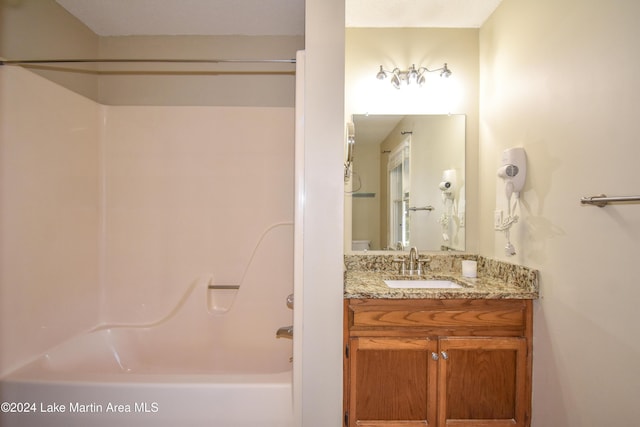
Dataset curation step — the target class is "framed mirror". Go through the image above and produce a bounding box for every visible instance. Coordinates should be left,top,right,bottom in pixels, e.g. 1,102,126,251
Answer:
346,114,465,252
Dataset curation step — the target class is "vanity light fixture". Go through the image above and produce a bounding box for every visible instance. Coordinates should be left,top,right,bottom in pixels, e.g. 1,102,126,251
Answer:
376,63,452,89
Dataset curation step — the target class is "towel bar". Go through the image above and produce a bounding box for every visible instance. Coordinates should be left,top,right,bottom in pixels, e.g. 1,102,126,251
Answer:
580,194,640,207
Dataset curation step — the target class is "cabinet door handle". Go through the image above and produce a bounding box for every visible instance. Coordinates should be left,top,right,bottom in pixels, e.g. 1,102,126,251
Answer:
431,352,439,361
440,351,449,360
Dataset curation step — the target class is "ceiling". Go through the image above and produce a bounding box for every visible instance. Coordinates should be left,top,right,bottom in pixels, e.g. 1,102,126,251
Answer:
55,0,502,37
347,0,502,29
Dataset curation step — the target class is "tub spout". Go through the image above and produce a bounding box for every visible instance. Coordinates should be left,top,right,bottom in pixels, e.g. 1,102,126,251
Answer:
276,325,293,339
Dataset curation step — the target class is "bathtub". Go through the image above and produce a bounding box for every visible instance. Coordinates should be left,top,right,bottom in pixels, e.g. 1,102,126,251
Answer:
0,225,295,427
0,296,293,427
1,355,292,427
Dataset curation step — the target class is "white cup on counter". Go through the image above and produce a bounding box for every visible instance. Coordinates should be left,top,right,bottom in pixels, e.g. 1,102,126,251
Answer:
462,260,477,278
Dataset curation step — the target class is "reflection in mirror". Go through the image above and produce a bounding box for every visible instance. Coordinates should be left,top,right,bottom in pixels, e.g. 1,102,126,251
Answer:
347,114,465,252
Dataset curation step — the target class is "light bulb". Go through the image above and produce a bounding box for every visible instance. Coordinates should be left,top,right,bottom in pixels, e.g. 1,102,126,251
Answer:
407,65,418,84
391,73,401,89
440,63,452,78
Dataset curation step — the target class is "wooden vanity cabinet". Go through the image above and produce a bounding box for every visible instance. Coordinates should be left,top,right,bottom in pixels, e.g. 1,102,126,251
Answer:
344,298,533,427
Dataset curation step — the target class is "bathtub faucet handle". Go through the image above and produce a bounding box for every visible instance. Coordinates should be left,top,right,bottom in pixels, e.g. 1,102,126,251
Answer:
286,294,294,309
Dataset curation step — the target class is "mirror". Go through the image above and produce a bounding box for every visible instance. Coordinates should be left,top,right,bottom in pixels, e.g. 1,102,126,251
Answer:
347,114,465,252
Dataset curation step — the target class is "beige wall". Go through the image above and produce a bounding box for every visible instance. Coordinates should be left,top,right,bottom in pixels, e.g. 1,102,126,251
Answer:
351,142,380,247
0,1,303,107
345,28,479,253
480,0,640,424
97,36,302,107
0,0,100,99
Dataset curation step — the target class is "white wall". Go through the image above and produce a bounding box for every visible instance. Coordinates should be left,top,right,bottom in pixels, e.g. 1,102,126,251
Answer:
480,0,640,424
298,0,345,425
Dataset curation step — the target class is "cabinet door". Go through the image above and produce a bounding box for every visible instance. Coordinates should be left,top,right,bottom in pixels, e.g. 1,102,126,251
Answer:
438,337,528,427
349,337,437,426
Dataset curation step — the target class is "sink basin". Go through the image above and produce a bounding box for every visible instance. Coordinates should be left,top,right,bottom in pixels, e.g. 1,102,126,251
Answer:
384,279,463,289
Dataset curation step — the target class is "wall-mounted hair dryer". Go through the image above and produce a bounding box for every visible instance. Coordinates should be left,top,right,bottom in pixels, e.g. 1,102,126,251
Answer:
440,169,457,199
497,147,526,199
496,147,526,256
439,181,452,191
438,169,457,242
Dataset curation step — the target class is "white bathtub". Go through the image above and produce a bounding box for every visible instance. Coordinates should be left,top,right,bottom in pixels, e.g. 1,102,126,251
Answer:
1,300,293,427
0,225,295,427
1,364,292,427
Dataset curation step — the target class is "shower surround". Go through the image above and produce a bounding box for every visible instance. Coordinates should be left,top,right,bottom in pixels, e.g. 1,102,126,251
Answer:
0,65,295,425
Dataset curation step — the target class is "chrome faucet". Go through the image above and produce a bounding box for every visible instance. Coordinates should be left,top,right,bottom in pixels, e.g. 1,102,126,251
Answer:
409,247,419,274
407,247,428,275
409,247,418,269
276,294,294,339
276,325,293,339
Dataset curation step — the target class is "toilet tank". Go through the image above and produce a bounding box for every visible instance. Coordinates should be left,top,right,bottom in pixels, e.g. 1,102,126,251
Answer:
351,240,371,251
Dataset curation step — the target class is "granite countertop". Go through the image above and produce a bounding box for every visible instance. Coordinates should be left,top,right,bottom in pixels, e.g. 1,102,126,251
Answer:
344,254,539,300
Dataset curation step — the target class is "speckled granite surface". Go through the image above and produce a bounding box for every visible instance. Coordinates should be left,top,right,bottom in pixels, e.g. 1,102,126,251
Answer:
344,254,538,299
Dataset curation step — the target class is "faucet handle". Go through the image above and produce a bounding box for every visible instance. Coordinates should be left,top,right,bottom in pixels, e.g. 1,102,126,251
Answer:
416,258,430,275
392,258,407,275
286,294,294,309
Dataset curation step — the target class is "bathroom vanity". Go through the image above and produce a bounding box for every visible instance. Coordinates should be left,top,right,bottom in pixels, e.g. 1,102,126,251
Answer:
343,254,538,427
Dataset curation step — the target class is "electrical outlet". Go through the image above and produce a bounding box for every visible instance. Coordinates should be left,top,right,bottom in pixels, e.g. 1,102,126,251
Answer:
494,210,503,229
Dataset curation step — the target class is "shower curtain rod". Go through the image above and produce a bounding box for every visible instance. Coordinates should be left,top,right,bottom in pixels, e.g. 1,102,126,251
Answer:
0,58,296,65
